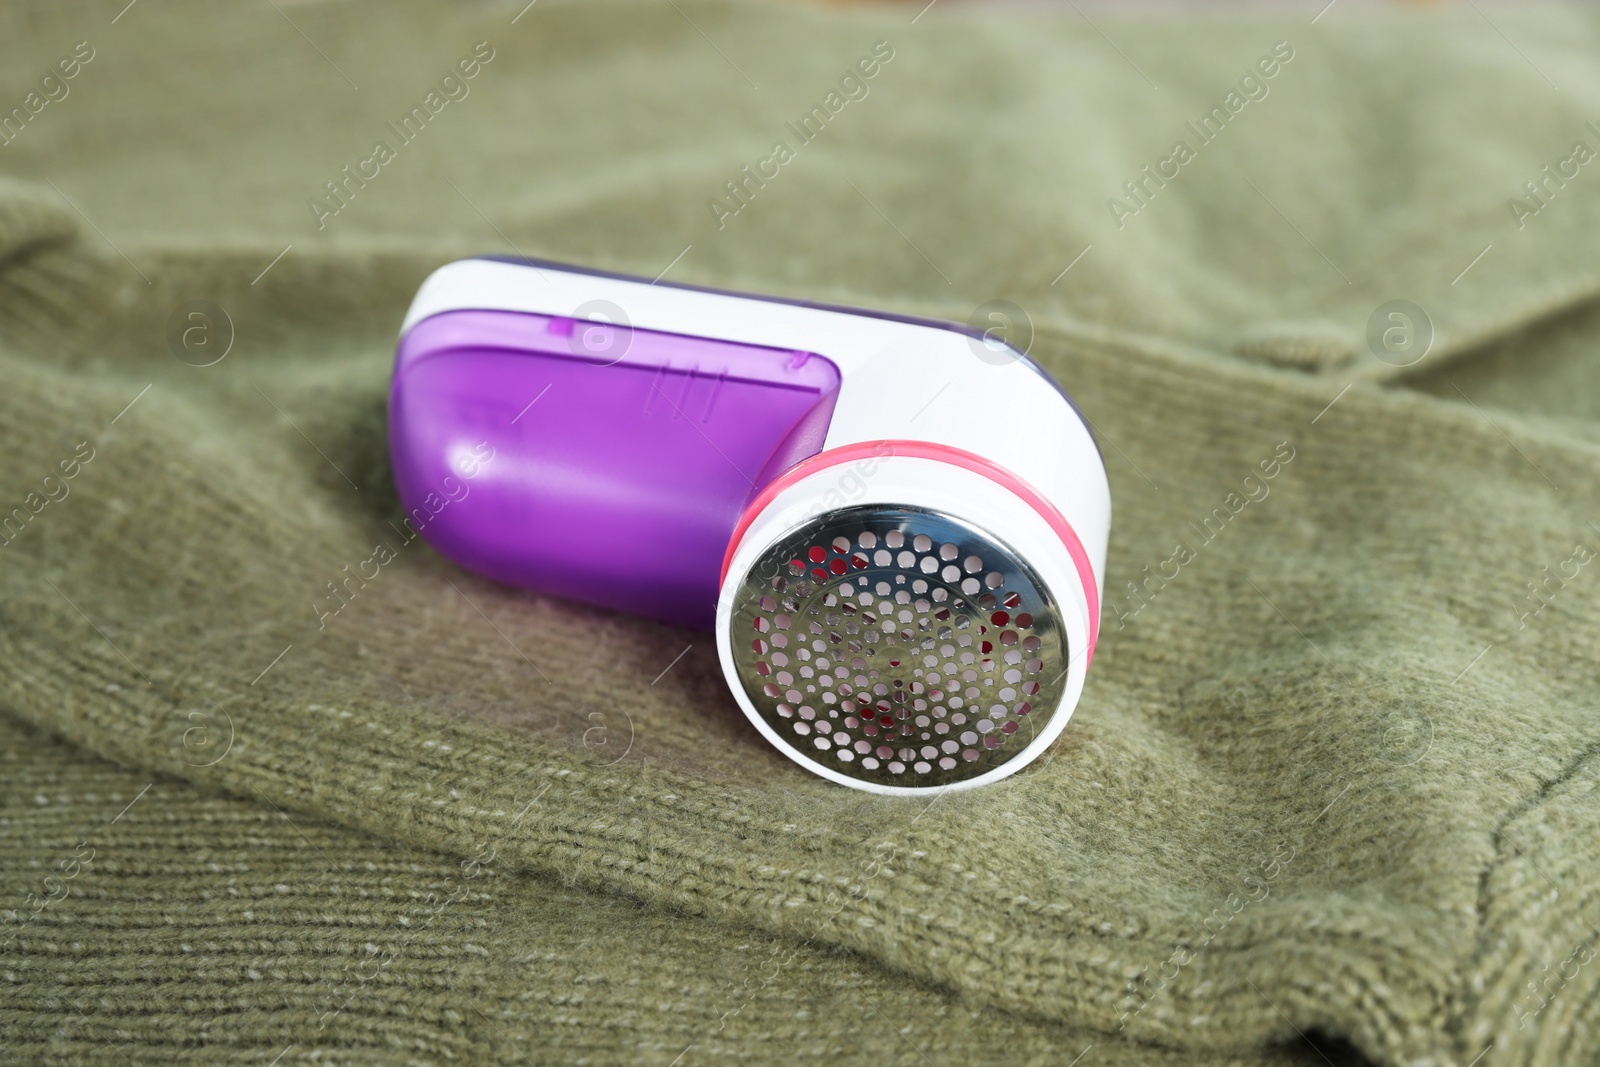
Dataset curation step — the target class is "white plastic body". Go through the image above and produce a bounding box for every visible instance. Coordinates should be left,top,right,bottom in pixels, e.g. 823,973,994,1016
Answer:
403,259,1110,582
403,258,1112,793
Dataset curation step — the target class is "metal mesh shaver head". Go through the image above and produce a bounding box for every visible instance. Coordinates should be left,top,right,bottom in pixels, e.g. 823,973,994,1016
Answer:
728,505,1069,790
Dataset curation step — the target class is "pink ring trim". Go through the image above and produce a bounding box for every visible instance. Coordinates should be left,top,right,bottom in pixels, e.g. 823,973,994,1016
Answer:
720,439,1099,661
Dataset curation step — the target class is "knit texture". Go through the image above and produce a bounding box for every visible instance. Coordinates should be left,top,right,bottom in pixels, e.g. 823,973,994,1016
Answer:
2,1,1600,1064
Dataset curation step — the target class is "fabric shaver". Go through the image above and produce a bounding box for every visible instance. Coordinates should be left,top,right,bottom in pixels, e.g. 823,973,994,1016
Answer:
388,258,1110,793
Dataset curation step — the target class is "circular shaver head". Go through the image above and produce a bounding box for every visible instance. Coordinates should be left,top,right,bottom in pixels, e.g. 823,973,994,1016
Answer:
727,505,1070,791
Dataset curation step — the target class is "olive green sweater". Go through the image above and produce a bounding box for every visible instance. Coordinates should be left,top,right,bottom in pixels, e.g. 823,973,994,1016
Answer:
3,1,1600,1064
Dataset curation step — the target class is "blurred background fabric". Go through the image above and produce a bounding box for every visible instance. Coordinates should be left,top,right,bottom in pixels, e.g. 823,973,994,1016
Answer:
3,1,1600,1064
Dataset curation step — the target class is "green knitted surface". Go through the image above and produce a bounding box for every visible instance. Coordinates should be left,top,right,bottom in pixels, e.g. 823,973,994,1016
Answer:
2,1,1599,1064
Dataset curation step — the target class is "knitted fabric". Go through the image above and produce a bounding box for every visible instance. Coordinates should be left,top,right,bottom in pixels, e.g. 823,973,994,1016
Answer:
3,2,1600,1064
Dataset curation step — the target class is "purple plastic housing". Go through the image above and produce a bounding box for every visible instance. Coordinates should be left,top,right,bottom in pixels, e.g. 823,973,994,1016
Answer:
389,308,841,629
